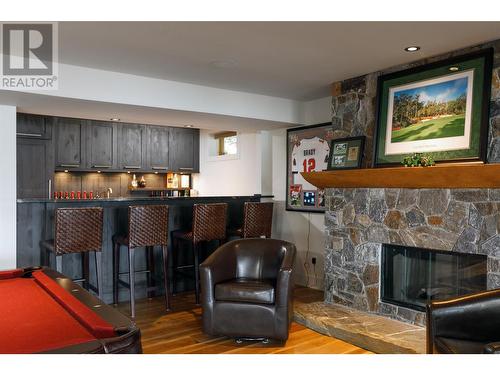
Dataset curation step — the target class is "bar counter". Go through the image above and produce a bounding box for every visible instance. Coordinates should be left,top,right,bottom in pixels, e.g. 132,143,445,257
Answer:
17,194,272,304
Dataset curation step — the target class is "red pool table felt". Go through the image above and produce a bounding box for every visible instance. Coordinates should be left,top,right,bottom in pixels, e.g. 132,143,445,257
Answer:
0,269,116,354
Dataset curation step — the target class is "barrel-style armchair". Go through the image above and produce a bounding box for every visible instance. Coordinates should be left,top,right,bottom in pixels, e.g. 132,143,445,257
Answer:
426,289,500,354
200,239,296,343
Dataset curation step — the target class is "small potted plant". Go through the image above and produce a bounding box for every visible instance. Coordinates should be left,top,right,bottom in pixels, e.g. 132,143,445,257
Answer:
402,153,435,167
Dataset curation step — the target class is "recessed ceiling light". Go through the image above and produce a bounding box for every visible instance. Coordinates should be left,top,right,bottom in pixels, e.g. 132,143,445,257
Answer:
209,59,238,69
404,46,420,52
110,118,120,121
184,125,193,128
449,66,460,71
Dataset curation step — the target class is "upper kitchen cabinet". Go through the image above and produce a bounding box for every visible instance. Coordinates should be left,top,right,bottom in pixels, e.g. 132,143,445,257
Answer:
17,113,52,139
86,121,117,170
54,117,86,170
118,123,146,171
17,137,54,198
146,126,170,172
169,127,200,172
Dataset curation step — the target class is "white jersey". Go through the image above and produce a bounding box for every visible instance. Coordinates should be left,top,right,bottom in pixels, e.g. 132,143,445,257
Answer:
291,136,330,191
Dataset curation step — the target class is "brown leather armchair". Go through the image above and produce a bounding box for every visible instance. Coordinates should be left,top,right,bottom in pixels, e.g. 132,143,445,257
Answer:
426,289,500,354
200,238,296,342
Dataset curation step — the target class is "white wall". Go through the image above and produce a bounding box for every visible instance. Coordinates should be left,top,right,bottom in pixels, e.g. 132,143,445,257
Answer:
260,130,273,196
302,96,332,125
0,105,17,270
193,130,262,196
270,96,331,290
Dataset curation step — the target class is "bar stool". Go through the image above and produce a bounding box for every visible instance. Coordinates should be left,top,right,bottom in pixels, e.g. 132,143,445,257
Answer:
40,207,104,298
112,205,170,319
172,203,227,304
228,202,274,239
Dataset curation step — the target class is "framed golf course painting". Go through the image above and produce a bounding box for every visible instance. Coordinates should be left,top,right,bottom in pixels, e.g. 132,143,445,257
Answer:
374,48,493,166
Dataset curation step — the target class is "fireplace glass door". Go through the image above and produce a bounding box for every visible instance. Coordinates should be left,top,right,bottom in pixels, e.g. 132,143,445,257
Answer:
381,244,487,311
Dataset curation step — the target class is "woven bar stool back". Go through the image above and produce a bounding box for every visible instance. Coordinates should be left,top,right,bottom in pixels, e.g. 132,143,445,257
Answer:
40,207,104,299
54,207,103,254
192,203,228,244
242,202,274,239
128,205,169,248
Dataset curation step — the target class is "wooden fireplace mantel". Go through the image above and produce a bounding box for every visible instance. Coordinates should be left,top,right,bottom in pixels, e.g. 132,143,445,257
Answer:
301,163,500,189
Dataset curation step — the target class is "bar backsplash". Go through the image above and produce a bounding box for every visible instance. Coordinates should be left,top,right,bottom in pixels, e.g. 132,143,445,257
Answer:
54,172,166,197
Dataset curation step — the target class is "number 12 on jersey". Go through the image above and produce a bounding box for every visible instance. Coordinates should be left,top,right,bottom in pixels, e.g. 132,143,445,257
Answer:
302,158,316,172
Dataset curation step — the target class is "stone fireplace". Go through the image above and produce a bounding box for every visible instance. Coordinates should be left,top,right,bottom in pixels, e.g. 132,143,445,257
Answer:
324,188,500,325
322,39,500,326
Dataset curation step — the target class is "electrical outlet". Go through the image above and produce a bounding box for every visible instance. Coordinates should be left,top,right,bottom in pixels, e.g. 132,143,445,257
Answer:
311,257,316,265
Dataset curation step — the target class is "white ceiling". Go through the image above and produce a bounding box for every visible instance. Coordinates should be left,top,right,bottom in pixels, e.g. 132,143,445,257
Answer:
58,21,500,100
0,91,290,132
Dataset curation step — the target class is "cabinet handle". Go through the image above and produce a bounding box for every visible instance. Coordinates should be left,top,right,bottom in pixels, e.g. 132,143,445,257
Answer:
17,132,42,137
152,166,168,170
92,165,112,168
58,164,80,168
179,167,193,171
48,179,52,199
124,166,141,169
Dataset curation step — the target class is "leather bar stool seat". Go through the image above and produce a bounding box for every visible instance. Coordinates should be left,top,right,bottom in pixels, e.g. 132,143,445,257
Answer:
172,203,227,305
113,205,170,319
173,231,194,241
227,202,273,239
40,207,104,299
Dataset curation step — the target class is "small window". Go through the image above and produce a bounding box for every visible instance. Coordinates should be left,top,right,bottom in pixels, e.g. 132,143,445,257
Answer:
214,131,237,156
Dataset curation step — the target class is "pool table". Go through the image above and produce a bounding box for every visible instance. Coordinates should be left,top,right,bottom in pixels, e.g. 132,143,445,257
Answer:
0,267,142,354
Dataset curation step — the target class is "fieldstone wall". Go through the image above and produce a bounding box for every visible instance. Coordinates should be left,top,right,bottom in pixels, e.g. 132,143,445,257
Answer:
330,39,500,164
324,188,500,326
324,39,500,326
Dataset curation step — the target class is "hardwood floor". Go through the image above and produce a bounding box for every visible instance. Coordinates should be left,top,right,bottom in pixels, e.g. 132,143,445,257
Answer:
117,287,372,354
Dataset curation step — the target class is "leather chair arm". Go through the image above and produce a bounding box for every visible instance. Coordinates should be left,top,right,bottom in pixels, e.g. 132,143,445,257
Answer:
279,244,295,272
426,289,500,353
200,242,237,302
428,289,500,310
484,342,500,354
276,244,296,307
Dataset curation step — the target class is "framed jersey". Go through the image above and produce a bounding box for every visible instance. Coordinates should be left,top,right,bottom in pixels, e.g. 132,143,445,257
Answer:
286,122,334,212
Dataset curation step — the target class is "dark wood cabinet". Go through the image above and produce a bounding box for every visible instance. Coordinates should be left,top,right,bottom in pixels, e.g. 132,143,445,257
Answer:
146,126,170,171
118,124,146,171
86,121,117,170
17,113,51,139
19,113,200,179
54,117,85,170
17,138,53,198
169,127,199,172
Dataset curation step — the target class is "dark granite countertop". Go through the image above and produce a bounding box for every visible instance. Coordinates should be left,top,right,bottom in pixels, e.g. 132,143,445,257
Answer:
17,195,273,204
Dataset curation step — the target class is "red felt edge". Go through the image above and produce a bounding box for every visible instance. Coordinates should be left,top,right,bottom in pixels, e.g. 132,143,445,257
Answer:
0,268,24,280
33,271,116,339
